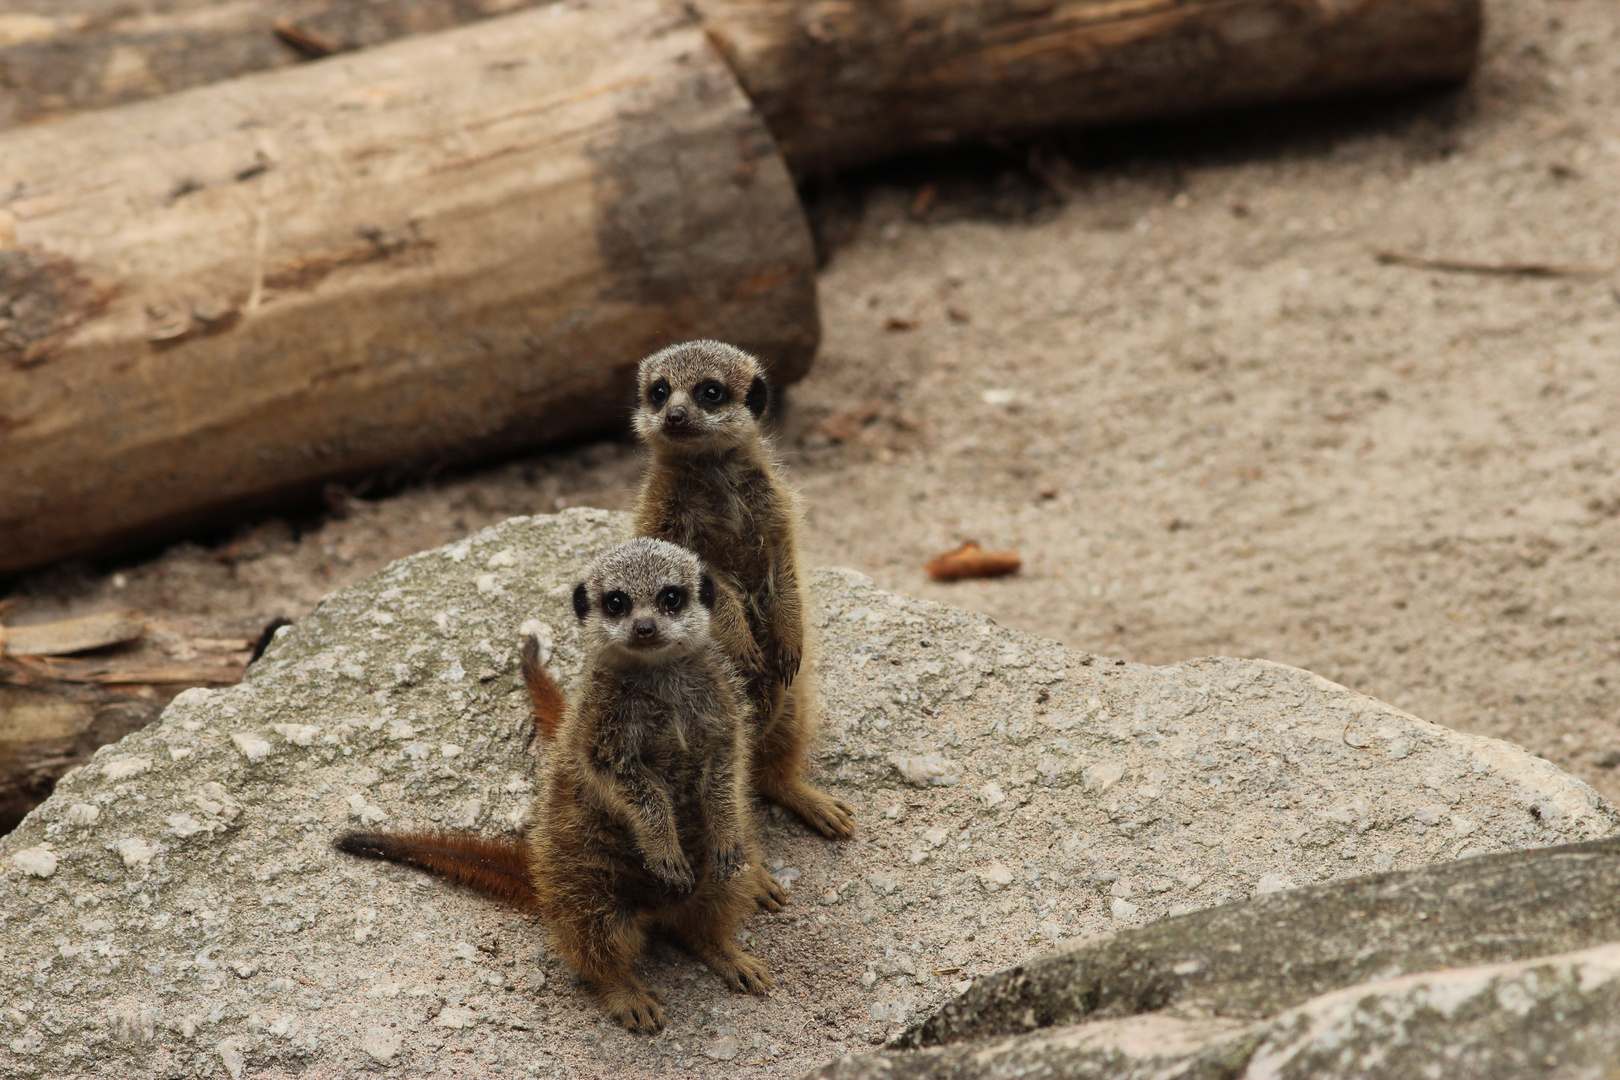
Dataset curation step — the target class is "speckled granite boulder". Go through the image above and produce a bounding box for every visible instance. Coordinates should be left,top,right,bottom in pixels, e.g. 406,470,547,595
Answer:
1,510,1613,1079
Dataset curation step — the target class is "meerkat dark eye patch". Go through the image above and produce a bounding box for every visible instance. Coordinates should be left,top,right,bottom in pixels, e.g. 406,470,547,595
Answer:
699,574,715,610
572,583,589,621
745,375,768,418
657,586,686,614
603,591,630,618
694,379,728,408
647,378,670,408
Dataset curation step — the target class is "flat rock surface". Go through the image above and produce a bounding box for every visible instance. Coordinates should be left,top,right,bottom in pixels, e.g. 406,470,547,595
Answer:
1,510,1614,1079
813,836,1620,1079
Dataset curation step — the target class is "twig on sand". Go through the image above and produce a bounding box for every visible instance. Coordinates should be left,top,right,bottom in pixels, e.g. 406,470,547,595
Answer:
1374,250,1610,279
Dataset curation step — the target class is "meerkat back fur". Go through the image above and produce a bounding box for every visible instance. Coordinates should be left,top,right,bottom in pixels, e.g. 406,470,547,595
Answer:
338,538,782,1034
631,340,855,839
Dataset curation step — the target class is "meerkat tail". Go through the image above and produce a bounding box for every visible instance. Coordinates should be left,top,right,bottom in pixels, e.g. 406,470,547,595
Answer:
334,830,538,912
521,633,567,744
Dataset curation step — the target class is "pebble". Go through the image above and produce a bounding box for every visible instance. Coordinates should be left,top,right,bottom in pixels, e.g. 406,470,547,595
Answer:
12,846,57,877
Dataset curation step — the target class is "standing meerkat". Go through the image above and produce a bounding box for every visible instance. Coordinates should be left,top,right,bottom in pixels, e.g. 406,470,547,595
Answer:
631,340,855,840
338,538,783,1034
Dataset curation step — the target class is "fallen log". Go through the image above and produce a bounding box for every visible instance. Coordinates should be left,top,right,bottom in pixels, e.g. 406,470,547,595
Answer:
3,1,1482,174
696,0,1484,174
0,0,818,578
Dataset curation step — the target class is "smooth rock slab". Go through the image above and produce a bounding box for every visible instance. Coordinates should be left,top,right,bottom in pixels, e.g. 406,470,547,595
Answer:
811,838,1620,1079
0,510,1613,1079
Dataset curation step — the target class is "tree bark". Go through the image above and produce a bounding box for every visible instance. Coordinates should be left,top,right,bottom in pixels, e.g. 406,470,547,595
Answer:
697,0,1484,176
3,1,1483,174
0,0,818,578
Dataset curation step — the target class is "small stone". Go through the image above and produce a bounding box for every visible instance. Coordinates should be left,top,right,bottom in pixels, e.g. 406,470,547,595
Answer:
889,752,961,787
233,962,259,978
706,1035,739,1061
867,873,898,895
115,837,159,867
978,863,1014,892
361,1026,402,1063
217,1038,245,1079
451,942,480,961
434,1007,476,1029
12,846,57,878
270,723,319,746
64,803,100,826
101,757,152,781
453,800,484,828
440,743,462,758
978,782,1007,808
1256,873,1296,896
230,733,272,762
165,814,206,838
861,971,878,987
475,573,498,593
1110,879,1133,898
486,548,518,568
1082,763,1125,792
1110,898,1140,920
169,747,193,761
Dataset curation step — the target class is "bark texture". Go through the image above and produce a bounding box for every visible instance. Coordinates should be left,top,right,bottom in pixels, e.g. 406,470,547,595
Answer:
698,0,1484,175
2,2,1483,174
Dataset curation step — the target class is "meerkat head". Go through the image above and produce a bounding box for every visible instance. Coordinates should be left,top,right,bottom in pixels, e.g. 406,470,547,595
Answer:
632,340,771,454
571,538,717,663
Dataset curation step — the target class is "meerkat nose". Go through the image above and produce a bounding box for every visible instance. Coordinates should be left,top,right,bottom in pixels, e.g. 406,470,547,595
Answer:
633,620,657,639
665,407,687,426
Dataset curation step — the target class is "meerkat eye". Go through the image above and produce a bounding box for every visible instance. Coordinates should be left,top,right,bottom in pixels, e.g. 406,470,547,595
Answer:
694,380,728,407
648,379,670,407
602,591,630,618
657,586,686,614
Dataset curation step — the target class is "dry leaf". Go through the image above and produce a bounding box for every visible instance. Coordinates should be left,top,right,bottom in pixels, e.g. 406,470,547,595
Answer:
925,541,1022,582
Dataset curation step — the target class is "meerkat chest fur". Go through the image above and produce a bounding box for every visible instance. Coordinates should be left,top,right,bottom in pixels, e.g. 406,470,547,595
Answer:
659,451,784,589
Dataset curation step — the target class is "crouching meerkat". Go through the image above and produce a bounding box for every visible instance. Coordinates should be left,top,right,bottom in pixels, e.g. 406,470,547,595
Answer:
337,538,782,1034
630,340,855,840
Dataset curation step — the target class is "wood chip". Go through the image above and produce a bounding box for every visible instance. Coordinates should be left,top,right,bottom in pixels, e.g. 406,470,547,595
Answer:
884,315,919,331
272,18,344,59
820,402,883,442
3,609,145,658
925,542,1022,582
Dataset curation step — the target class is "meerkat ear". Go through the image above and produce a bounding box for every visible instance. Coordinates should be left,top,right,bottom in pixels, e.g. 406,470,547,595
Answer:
699,574,715,610
572,583,590,621
745,375,769,418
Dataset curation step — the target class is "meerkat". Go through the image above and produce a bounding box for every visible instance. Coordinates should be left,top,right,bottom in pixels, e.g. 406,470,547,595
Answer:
338,538,784,1034
630,340,855,840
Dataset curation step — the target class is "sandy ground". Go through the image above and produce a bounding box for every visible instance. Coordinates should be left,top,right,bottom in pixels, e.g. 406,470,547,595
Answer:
6,0,1619,819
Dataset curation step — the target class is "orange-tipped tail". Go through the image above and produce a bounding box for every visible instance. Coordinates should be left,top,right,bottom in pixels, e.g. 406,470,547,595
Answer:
335,830,537,912
522,633,567,743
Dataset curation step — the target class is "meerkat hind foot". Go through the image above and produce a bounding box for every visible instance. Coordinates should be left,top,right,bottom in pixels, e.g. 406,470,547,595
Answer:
703,945,774,995
599,982,666,1034
777,782,855,840
753,868,789,912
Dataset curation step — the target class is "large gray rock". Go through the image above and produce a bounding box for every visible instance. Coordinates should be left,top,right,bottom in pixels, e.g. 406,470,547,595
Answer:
810,837,1620,1079
1,510,1613,1079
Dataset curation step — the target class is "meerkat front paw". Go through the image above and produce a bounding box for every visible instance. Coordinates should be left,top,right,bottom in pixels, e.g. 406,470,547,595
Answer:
777,645,801,686
710,842,743,883
648,853,695,894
